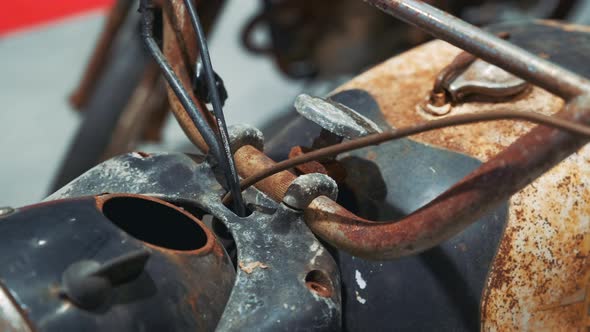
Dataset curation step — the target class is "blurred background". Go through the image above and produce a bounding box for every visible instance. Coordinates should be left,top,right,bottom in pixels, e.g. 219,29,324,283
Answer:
1,0,306,207
2,0,590,207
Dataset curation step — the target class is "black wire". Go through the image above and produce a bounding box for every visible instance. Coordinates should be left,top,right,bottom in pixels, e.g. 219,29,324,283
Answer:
183,0,246,216
139,1,224,168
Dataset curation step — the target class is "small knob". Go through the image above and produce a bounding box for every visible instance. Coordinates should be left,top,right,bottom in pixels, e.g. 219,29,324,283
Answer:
61,249,150,309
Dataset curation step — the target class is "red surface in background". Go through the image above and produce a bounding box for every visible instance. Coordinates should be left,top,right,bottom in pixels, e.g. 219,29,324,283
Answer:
0,0,115,36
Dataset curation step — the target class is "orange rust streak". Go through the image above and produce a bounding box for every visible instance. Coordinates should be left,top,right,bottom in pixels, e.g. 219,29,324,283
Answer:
231,36,590,329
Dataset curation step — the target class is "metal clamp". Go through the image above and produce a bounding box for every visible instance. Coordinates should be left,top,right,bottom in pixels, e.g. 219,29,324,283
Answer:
283,173,338,210
228,124,265,153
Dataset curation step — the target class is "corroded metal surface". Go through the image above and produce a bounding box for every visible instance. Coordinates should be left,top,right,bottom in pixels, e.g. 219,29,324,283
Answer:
273,88,509,330
217,203,341,331
234,145,297,203
363,1,590,99
47,152,342,331
336,20,590,331
233,21,590,263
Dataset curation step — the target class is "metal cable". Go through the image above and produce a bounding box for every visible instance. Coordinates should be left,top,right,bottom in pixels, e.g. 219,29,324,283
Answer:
139,0,224,163
223,108,590,203
183,0,246,216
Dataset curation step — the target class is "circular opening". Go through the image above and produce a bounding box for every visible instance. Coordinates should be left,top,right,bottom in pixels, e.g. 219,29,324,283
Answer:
305,270,333,298
102,197,208,251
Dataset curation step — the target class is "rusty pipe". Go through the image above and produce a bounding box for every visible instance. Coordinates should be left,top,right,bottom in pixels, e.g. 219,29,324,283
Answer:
234,145,297,202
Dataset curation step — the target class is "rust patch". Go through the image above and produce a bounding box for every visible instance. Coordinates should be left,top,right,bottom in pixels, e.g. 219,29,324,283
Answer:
365,150,378,161
239,261,269,274
337,40,564,162
289,146,329,175
288,146,347,183
186,293,199,315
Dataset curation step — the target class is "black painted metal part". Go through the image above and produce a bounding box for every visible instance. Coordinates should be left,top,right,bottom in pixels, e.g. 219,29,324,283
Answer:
0,194,235,331
45,152,342,331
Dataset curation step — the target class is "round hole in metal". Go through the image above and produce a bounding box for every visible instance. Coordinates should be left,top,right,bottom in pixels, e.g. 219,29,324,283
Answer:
305,270,333,298
102,196,207,251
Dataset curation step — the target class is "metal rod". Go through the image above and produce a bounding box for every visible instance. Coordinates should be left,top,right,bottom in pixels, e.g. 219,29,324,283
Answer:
363,0,590,100
139,0,224,162
225,107,590,203
183,0,246,216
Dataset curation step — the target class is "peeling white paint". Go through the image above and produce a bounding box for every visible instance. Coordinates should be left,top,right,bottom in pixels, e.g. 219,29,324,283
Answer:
310,242,320,252
355,270,367,290
310,245,324,265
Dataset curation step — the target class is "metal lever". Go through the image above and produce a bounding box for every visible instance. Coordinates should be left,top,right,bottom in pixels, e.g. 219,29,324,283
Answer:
61,249,150,309
295,94,382,141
